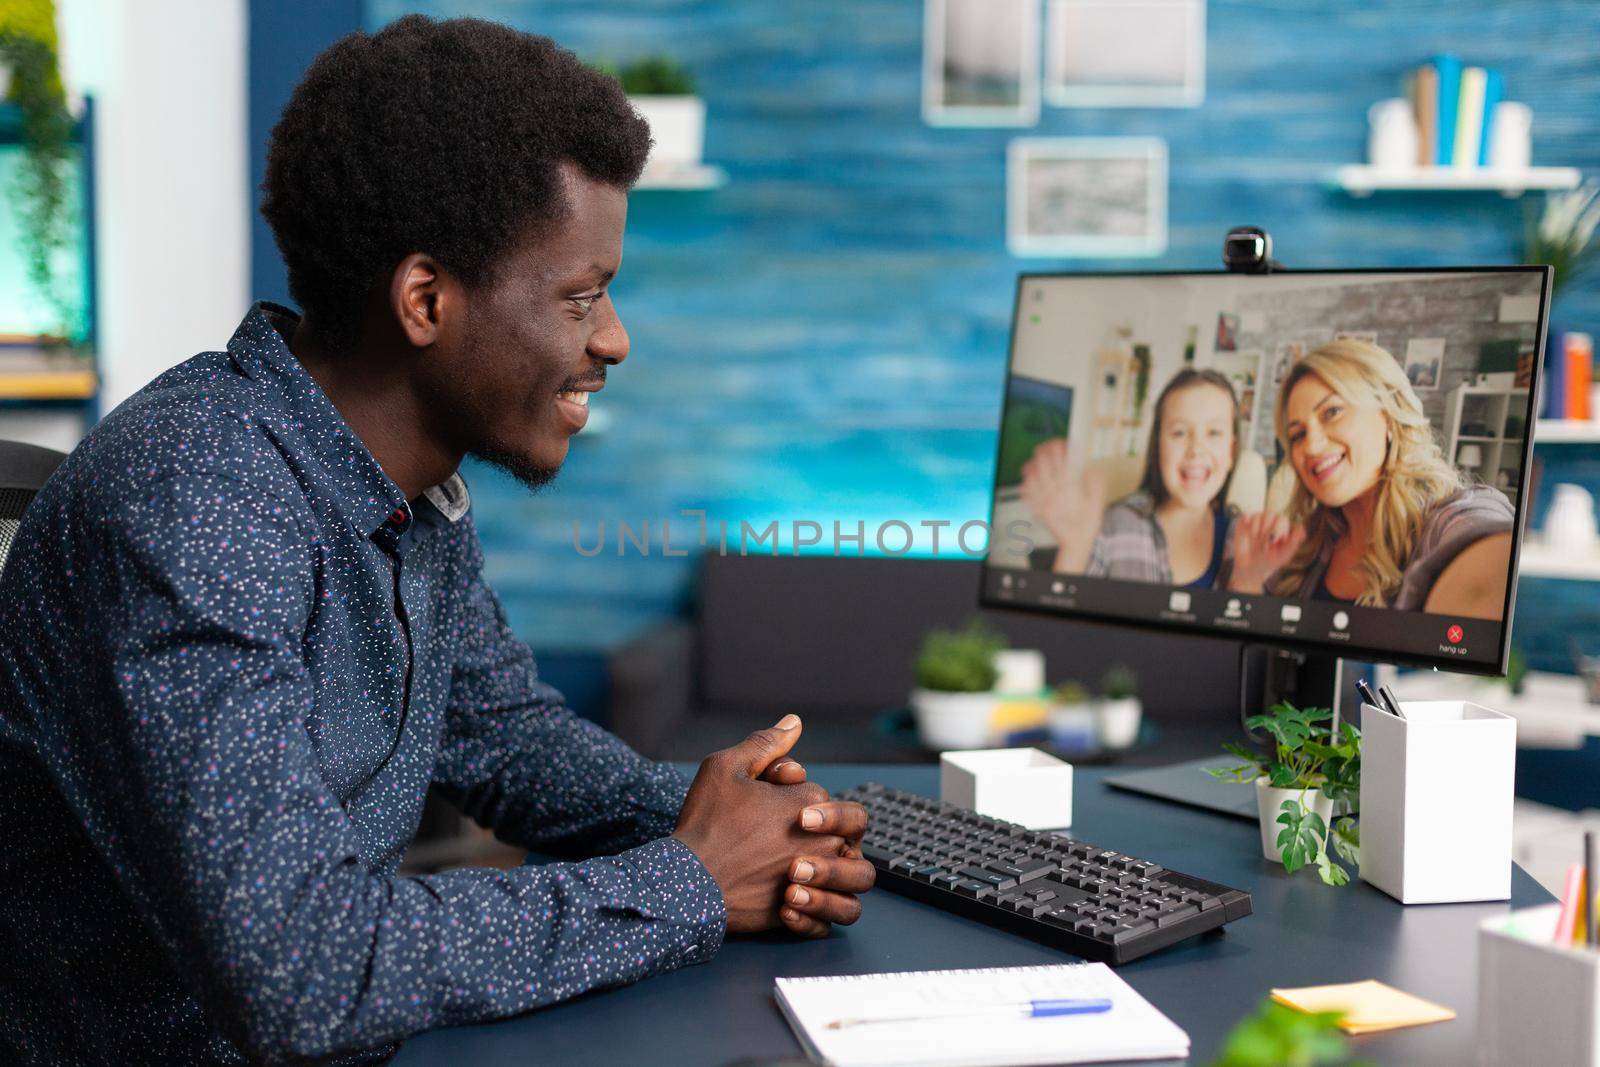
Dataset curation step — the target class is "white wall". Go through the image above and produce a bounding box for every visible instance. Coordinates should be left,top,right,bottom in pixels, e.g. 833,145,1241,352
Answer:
6,0,249,452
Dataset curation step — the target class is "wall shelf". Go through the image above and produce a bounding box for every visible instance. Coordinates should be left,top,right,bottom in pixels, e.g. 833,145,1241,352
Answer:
1521,543,1600,582
1535,419,1600,443
634,164,727,191
1329,164,1582,198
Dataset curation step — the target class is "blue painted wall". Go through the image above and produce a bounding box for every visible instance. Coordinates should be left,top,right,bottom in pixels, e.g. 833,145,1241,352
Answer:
250,0,1600,666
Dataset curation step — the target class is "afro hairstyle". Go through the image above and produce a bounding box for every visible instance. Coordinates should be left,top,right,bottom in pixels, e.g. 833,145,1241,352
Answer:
260,15,652,348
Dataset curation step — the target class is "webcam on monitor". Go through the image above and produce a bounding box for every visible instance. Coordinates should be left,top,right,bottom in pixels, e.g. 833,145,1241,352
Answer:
1222,226,1283,274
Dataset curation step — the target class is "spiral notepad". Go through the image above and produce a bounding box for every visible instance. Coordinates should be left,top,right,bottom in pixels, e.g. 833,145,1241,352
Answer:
774,963,1189,1067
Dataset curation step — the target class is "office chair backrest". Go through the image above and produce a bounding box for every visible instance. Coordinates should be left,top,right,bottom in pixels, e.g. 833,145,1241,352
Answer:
0,440,67,576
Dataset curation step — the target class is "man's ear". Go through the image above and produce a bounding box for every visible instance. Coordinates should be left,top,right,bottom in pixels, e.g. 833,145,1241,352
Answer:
389,253,451,348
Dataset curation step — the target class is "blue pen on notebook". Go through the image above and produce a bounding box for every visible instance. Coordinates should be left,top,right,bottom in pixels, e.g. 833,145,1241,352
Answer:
825,997,1113,1030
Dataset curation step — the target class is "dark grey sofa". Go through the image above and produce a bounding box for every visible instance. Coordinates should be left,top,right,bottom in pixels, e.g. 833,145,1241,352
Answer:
609,554,1249,764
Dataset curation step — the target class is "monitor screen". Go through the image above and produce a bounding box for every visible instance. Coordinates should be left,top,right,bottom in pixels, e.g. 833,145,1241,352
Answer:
981,268,1550,675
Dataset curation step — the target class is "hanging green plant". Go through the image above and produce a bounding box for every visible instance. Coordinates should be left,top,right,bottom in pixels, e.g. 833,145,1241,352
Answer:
1,0,78,340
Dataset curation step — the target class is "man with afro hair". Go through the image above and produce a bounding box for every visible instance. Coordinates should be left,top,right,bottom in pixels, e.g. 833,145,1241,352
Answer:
0,15,872,1064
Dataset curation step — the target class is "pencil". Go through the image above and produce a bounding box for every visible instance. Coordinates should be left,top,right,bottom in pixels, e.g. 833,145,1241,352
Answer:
1587,832,1596,948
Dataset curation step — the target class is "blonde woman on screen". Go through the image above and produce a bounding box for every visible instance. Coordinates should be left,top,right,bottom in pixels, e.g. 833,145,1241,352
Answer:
1227,340,1514,618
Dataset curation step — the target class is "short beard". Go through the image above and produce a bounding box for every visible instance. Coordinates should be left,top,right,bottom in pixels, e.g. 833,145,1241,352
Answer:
471,442,561,492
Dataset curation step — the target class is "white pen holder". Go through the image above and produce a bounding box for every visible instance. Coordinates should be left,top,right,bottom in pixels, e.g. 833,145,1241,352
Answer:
1359,700,1516,904
1479,904,1600,1066
940,748,1073,830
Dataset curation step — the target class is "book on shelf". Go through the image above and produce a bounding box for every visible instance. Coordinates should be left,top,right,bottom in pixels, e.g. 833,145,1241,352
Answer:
1432,53,1462,167
1452,67,1487,168
1478,68,1503,166
1567,333,1593,422
1411,64,1437,168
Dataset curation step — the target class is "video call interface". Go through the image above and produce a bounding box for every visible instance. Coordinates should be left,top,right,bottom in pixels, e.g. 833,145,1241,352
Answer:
983,269,1548,672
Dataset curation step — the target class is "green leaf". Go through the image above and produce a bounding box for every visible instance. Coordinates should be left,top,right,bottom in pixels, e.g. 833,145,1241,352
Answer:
1331,818,1361,866
1222,740,1263,764
1267,763,1302,788
1305,810,1328,840
1212,998,1355,1067
1276,801,1317,873
1315,850,1351,886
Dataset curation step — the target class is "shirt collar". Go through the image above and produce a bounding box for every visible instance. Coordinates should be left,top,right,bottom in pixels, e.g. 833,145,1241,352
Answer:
225,302,470,538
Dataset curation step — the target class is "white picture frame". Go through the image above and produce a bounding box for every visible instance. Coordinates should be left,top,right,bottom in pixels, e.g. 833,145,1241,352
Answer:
1006,137,1168,258
1044,0,1206,108
1404,337,1447,391
923,0,1041,127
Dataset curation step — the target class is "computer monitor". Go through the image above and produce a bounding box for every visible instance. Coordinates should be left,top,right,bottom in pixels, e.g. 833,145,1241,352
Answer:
981,267,1550,685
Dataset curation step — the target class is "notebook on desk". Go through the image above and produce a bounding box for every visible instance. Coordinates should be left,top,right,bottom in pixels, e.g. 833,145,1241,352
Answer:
774,962,1189,1067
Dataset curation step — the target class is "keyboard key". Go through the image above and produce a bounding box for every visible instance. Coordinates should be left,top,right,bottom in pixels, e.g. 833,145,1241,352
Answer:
1156,904,1200,927
958,866,1018,890
860,843,896,865
993,857,1055,883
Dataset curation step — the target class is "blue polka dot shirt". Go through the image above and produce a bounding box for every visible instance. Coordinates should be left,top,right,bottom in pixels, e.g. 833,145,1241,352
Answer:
0,304,727,1064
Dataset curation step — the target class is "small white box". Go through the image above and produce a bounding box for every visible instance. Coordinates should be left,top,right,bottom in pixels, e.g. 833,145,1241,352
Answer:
1479,904,1600,1066
939,748,1072,830
1359,699,1516,904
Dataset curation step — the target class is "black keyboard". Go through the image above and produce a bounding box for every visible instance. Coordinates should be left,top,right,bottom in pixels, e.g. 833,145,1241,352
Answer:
842,782,1251,965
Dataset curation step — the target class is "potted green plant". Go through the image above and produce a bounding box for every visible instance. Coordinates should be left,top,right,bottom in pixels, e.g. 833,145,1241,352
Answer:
1523,181,1600,305
1208,702,1361,886
1046,680,1094,752
1095,663,1142,749
602,56,704,181
910,619,1007,750
1210,997,1361,1067
1504,646,1528,698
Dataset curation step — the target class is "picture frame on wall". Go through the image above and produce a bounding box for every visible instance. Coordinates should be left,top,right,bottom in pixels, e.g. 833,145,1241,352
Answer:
1404,337,1447,391
923,0,1041,127
1006,137,1168,258
1044,0,1206,108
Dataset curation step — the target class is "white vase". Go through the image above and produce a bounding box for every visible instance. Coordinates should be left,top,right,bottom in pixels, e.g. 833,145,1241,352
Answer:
628,94,706,177
1545,484,1598,555
0,63,11,100
1094,697,1142,749
910,688,996,751
1367,97,1419,170
1046,702,1095,751
1255,778,1335,864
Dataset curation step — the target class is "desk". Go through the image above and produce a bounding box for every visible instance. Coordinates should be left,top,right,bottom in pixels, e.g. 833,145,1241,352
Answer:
396,764,1551,1066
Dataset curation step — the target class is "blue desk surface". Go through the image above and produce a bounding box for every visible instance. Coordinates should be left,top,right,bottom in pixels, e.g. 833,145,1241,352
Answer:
395,763,1551,1066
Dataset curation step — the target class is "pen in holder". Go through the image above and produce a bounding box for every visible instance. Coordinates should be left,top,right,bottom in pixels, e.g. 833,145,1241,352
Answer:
1358,699,1516,904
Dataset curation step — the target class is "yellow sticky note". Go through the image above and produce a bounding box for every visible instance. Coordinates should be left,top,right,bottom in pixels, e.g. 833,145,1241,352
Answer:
1271,979,1455,1035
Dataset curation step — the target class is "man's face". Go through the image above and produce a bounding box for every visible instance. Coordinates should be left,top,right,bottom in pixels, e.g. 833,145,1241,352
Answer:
426,162,629,488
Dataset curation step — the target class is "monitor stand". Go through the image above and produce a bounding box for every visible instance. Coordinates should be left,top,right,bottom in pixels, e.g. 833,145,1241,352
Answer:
1105,647,1356,821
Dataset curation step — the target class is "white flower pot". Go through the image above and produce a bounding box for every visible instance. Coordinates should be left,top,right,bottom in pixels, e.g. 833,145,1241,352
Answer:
1046,703,1095,751
911,688,996,751
1094,697,1142,749
629,94,705,177
0,63,11,100
1256,778,1335,864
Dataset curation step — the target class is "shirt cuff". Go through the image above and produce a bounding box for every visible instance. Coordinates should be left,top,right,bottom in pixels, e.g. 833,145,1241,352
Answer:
607,836,727,967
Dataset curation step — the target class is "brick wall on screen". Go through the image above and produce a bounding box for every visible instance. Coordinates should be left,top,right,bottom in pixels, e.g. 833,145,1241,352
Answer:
352,0,1600,670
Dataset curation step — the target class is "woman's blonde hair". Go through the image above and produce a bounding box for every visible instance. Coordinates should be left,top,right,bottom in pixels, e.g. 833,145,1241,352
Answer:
1269,340,1464,606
